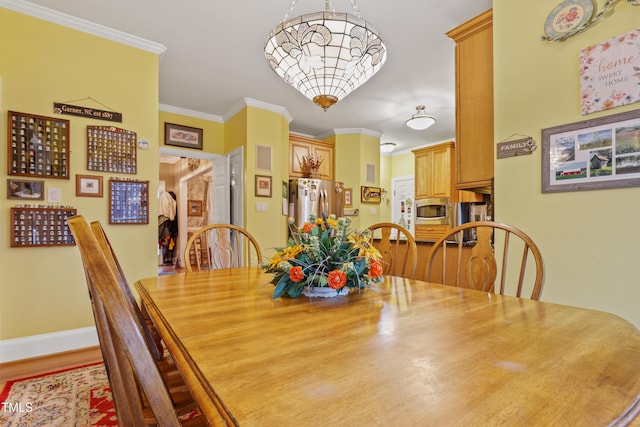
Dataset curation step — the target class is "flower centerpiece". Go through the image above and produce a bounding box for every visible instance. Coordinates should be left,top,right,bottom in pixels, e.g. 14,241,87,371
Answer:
262,214,384,299
302,153,323,179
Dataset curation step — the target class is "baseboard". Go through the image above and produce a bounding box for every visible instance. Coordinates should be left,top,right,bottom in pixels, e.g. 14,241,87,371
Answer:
0,327,99,363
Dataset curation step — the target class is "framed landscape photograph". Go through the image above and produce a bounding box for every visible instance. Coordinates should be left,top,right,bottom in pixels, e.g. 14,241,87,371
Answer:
7,179,44,200
75,174,103,197
255,175,272,197
164,122,203,149
542,109,640,193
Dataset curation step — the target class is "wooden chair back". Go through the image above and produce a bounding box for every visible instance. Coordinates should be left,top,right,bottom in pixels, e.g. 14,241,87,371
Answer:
424,221,545,300
184,224,262,272
90,221,164,360
366,222,417,279
68,215,184,427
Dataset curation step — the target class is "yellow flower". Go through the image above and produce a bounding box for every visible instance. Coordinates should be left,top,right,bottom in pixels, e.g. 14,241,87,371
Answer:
267,244,303,268
315,216,338,230
347,232,382,261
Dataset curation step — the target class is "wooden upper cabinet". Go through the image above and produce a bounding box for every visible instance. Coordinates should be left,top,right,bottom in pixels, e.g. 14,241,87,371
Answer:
413,142,455,200
447,9,494,191
289,134,334,180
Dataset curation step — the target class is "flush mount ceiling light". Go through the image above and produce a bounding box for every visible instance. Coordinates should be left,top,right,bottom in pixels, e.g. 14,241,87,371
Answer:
264,0,387,110
380,142,396,153
406,105,436,130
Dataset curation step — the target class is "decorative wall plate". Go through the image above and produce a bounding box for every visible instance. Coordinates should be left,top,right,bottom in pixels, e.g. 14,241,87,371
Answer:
544,0,595,41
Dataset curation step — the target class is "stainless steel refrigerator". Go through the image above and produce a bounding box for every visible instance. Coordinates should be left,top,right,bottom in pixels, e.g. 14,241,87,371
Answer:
289,179,344,227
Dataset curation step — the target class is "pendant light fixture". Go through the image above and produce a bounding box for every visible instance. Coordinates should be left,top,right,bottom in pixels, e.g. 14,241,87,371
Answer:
264,0,387,110
406,105,436,130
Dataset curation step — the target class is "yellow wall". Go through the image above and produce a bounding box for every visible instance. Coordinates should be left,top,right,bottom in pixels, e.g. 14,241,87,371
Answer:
243,106,290,256
494,1,640,327
0,9,160,339
334,133,382,230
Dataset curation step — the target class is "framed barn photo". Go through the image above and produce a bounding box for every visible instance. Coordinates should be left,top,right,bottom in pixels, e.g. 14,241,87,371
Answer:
542,109,640,193
164,122,203,149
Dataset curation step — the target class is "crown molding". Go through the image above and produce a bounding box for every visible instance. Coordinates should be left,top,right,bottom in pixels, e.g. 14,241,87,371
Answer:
159,104,223,123
223,97,293,123
316,128,383,140
0,0,166,54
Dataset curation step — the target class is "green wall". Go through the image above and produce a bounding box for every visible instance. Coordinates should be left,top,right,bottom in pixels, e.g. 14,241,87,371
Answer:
494,1,640,327
0,8,161,340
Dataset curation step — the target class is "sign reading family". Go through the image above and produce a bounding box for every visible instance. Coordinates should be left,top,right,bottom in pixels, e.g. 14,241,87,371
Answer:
53,102,122,123
580,28,640,115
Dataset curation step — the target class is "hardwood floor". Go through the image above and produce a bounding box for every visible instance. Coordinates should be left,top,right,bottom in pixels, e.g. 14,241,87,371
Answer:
0,346,104,391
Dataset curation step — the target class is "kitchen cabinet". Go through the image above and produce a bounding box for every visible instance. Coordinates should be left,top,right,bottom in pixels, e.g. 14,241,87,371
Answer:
413,142,455,200
289,134,334,180
447,9,494,191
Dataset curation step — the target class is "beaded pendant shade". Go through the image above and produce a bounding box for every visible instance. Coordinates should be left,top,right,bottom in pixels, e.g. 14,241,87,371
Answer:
264,0,387,110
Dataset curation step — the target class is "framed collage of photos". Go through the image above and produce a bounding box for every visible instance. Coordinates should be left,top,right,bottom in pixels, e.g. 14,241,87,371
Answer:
109,178,149,224
542,109,640,193
8,111,69,179
87,125,137,174
10,206,77,247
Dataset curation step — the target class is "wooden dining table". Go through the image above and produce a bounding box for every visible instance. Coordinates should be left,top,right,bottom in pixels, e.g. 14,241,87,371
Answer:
135,267,640,426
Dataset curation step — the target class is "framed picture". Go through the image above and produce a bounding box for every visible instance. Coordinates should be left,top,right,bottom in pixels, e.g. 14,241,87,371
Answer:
7,179,44,200
188,200,203,216
255,175,272,197
361,186,381,203
75,174,103,197
109,179,149,224
542,109,640,193
164,122,203,149
344,188,353,207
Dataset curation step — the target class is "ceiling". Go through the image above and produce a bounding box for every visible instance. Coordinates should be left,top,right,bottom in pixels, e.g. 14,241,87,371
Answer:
23,0,493,154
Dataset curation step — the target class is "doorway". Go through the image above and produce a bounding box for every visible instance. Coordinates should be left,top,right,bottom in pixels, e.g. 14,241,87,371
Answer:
158,146,242,273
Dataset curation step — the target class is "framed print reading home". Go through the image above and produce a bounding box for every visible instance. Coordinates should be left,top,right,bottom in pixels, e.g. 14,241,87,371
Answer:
541,109,640,193
164,122,203,149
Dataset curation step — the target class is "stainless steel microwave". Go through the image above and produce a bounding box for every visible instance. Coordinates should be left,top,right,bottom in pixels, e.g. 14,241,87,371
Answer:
415,197,450,225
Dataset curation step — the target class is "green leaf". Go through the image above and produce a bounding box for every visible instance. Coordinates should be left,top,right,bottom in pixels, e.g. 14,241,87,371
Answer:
272,274,290,299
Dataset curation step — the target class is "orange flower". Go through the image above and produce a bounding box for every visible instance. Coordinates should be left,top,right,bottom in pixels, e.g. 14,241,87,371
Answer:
289,266,304,283
369,260,383,278
327,270,347,290
302,222,315,233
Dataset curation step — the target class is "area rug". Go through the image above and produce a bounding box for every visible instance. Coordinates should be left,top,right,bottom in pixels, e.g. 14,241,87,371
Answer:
0,361,118,426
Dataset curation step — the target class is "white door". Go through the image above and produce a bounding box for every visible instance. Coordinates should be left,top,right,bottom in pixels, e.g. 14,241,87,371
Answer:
391,176,415,238
212,155,230,224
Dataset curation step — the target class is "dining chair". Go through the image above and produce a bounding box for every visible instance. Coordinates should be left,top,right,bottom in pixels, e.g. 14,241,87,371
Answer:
68,216,208,426
424,221,545,300
366,222,417,279
184,223,262,272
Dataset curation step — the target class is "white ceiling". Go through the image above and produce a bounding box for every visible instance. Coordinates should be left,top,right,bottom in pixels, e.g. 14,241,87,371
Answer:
21,0,493,153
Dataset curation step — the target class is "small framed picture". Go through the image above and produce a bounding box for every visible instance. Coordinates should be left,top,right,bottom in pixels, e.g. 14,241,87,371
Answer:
361,186,382,204
188,200,203,216
255,175,272,197
75,174,103,197
344,188,353,207
7,179,44,200
164,122,203,150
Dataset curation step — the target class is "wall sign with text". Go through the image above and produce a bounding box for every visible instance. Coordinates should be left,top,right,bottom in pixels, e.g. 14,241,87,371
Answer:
580,28,640,115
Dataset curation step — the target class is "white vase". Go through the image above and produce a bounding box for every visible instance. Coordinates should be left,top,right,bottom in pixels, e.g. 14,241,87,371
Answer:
302,285,349,298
